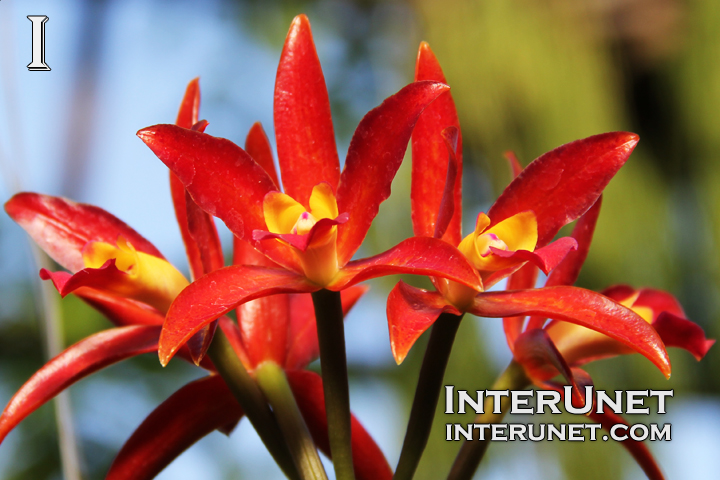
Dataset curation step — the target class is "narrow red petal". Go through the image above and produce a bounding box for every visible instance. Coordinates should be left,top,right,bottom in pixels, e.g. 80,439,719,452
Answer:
185,190,224,274
504,151,523,178
5,193,163,273
107,375,243,480
387,282,459,364
170,172,205,280
336,81,451,265
285,286,368,371
502,263,537,351
73,288,164,326
412,42,463,246
218,317,252,370
432,127,460,240
487,132,639,247
274,15,340,205
489,236,578,275
331,237,482,291
469,286,671,378
137,125,274,243
245,122,279,187
287,370,393,480
603,285,686,320
175,78,200,129
238,293,290,370
159,266,315,366
652,312,715,361
545,196,602,288
514,329,588,405
0,326,160,444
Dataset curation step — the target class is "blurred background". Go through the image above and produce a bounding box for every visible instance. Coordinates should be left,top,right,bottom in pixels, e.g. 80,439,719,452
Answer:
1,0,719,478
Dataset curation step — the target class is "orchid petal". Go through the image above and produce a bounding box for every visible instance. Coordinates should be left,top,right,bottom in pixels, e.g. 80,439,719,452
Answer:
72,287,164,326
489,236,578,275
245,122,279,187
504,151,523,179
137,125,301,271
5,193,163,273
652,312,714,361
136,125,273,242
502,263,538,351
514,329,591,408
238,293,290,369
387,282,460,364
169,173,205,280
274,14,340,205
285,286,368,371
287,370,393,480
433,127,460,240
159,266,315,366
0,326,160,444
487,132,639,247
185,190,224,275
412,42,463,245
469,286,671,378
218,317,252,371
546,196,602,288
336,81,451,265
175,78,200,129
107,375,243,480
331,237,482,291
603,285,685,320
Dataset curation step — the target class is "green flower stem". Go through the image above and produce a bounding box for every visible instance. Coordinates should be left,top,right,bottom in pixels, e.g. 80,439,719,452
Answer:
207,329,300,480
311,289,355,480
446,360,530,480
393,312,464,480
256,361,329,480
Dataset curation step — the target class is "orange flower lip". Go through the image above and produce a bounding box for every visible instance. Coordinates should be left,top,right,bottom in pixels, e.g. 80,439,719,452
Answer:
253,212,349,252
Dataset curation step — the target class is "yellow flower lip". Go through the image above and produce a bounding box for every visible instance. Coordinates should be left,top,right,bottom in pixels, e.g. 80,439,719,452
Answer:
81,235,188,312
254,182,347,286
458,211,538,272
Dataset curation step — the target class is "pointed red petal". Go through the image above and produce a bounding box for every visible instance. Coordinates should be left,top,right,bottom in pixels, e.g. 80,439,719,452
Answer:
73,288,164,326
335,81,451,265
387,282,459,364
652,312,715,361
432,127,460,240
159,266,315,366
274,15,340,205
0,326,160,444
487,132,639,247
245,122,279,187
412,43,463,246
285,286,368,371
603,285,686,320
514,329,590,406
524,197,603,331
185,190,224,274
5,193,163,273
502,263,538,351
218,317,252,370
238,293,290,370
546,196,602,288
137,125,274,243
469,286,671,378
287,370,393,480
175,78,200,129
587,408,666,480
489,236,578,275
169,172,205,280
107,375,243,480
504,151,523,179
331,237,482,291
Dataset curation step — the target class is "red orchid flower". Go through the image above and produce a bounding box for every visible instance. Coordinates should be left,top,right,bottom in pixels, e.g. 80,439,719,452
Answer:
505,196,714,480
135,15,482,366
1,79,392,480
385,42,670,381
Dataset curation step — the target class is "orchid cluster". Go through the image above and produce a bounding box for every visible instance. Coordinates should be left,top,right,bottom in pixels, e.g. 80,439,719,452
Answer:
1,14,713,480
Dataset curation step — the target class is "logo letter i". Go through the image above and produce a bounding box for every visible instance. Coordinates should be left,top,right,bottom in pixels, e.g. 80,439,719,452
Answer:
27,16,51,71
